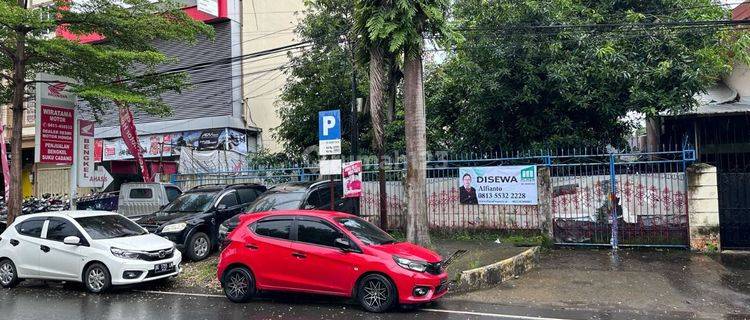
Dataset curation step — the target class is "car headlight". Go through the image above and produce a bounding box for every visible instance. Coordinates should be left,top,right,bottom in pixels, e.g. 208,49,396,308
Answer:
393,256,428,273
162,222,187,233
111,247,141,260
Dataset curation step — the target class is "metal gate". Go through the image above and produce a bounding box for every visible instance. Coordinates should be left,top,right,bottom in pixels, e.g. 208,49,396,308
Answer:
719,172,750,249
551,150,692,248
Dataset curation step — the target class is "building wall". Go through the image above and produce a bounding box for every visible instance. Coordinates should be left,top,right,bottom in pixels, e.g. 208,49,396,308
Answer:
687,164,721,252
241,0,305,152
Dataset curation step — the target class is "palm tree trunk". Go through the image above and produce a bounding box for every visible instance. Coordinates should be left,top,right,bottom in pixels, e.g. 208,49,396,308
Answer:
369,46,389,230
403,49,430,246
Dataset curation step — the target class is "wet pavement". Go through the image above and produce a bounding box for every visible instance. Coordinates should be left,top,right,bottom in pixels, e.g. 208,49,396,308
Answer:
452,248,750,320
0,280,708,320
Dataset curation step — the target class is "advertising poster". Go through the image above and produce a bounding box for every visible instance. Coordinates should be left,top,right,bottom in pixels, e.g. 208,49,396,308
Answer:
342,161,362,198
459,166,538,205
77,120,96,187
34,74,77,164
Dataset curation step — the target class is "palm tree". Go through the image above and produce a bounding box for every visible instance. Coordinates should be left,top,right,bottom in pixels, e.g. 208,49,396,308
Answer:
355,0,453,246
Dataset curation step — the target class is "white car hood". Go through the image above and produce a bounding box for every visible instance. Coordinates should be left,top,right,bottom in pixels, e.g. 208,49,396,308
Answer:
96,234,174,251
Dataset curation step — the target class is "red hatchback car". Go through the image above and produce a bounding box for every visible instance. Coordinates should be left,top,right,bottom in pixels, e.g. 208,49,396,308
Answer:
217,210,448,312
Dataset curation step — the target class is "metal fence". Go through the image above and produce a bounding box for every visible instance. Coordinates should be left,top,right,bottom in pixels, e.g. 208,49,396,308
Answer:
169,147,695,247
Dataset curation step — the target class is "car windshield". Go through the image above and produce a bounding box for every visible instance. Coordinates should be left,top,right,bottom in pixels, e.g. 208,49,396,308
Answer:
244,190,306,212
75,215,148,239
162,191,217,213
336,217,396,245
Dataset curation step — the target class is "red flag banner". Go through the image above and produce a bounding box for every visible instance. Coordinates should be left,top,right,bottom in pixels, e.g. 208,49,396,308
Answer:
118,104,152,182
0,126,9,200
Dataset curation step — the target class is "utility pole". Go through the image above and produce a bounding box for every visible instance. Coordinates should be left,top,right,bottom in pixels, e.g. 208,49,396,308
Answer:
348,37,360,216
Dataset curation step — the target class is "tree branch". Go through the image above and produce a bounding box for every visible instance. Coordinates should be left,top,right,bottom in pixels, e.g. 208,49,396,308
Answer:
0,42,16,60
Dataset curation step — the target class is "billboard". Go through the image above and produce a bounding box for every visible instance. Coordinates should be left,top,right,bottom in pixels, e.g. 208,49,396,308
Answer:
34,74,77,164
459,166,538,205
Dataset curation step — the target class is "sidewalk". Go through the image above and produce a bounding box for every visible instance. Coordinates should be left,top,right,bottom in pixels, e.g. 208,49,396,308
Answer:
448,248,750,319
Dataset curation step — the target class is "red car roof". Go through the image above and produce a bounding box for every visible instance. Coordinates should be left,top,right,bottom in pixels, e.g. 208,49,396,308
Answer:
239,210,356,222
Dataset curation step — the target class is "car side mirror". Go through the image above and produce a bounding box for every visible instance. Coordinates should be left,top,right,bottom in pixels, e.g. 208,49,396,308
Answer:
334,237,355,252
63,236,81,246
303,204,315,210
216,204,228,211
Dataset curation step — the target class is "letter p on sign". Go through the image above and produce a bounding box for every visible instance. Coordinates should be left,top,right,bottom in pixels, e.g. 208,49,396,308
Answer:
318,110,341,141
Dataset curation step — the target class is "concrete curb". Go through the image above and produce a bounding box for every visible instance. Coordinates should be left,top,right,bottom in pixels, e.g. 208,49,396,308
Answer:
451,246,540,293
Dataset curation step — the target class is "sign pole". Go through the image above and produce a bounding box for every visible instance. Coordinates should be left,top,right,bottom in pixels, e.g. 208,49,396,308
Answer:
69,108,78,209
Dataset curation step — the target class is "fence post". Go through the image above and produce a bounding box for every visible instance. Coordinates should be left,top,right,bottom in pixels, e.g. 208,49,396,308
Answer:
609,154,619,250
537,166,554,240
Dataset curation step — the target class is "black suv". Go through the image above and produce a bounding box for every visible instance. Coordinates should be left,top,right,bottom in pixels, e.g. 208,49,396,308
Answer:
218,180,357,247
136,183,266,261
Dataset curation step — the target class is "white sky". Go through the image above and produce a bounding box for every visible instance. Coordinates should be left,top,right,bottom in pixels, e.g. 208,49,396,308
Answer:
722,0,744,9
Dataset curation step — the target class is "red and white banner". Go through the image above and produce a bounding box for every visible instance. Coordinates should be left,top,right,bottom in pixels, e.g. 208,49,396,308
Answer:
342,161,362,198
77,120,97,187
118,105,152,182
0,126,9,200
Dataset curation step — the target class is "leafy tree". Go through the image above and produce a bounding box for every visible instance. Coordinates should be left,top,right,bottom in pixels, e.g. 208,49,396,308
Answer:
426,0,750,153
275,0,369,157
0,0,212,223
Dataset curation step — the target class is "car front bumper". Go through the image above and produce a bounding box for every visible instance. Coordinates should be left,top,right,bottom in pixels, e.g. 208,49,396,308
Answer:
392,269,449,304
110,250,182,285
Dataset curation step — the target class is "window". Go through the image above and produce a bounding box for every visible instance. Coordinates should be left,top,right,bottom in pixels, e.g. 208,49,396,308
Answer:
306,187,332,209
165,187,182,203
162,191,217,213
237,188,261,204
253,219,292,240
46,218,82,242
218,192,239,208
15,219,45,238
129,188,153,199
337,217,396,245
75,215,147,240
245,191,306,212
296,219,342,247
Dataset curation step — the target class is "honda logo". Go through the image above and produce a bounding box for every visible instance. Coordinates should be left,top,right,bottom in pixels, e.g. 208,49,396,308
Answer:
47,82,69,99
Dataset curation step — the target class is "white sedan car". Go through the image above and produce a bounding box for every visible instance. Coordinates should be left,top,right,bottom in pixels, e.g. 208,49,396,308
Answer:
0,211,181,293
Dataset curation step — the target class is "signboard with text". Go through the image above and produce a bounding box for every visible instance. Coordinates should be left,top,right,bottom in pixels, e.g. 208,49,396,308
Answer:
458,166,538,205
35,74,77,164
318,110,341,156
77,120,96,187
342,161,362,198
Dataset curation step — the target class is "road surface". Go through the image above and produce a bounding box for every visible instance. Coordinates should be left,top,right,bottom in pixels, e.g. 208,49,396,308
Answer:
0,281,700,320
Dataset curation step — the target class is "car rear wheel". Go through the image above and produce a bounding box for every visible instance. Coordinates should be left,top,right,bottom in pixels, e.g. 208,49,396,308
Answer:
222,266,255,303
0,259,20,288
357,274,397,313
84,263,111,293
187,232,211,261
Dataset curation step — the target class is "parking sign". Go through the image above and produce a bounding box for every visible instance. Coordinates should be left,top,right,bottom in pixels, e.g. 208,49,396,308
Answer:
318,110,341,155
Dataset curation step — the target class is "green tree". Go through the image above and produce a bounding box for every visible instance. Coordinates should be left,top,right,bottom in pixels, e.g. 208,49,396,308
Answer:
0,0,212,224
275,0,369,157
426,0,750,153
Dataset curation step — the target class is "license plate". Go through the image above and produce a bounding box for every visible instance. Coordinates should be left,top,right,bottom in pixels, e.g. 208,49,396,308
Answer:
154,262,174,274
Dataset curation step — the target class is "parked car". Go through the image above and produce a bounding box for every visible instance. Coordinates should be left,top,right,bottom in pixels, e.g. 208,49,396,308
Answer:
217,210,447,312
217,180,357,248
117,183,183,217
0,211,181,293
136,183,267,261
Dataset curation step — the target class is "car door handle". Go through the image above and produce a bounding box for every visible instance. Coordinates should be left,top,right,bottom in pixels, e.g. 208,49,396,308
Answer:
40,245,50,253
9,239,19,246
291,252,306,259
244,244,258,250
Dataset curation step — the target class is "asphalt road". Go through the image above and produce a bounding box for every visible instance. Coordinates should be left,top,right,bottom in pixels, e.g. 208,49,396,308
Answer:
0,281,704,320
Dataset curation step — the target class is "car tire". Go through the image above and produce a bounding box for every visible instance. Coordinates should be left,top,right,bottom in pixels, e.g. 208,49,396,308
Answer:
187,232,211,261
357,274,397,313
222,266,255,303
0,259,21,288
83,263,112,293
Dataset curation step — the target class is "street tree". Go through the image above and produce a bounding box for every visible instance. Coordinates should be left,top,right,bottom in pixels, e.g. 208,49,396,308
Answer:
426,0,750,152
356,0,455,246
0,0,212,224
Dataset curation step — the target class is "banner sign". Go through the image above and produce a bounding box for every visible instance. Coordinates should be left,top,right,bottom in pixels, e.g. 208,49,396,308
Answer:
0,126,9,200
99,128,247,162
318,110,341,156
118,105,152,182
197,0,219,16
77,120,96,187
342,161,362,198
458,166,538,205
35,74,77,164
